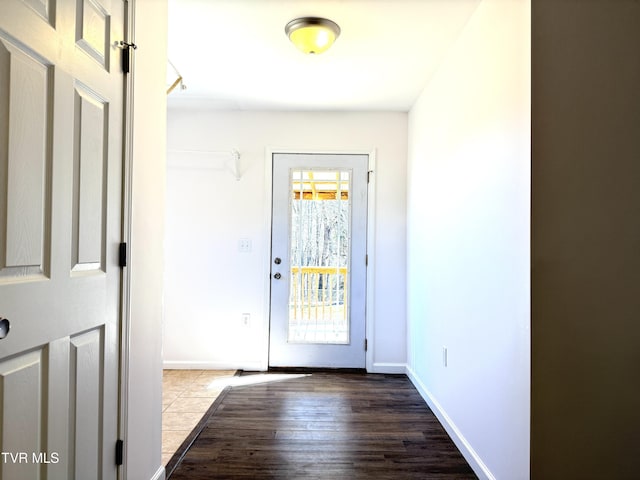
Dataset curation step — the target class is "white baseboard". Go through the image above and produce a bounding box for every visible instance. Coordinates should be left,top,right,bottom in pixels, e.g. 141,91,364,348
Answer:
150,465,165,480
368,362,407,374
163,360,267,371
405,365,495,480
165,360,408,373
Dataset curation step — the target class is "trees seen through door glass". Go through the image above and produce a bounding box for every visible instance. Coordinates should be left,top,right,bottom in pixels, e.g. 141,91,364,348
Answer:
288,170,351,344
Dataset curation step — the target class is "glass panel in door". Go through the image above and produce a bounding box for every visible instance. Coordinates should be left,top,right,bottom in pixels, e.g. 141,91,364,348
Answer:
289,170,351,344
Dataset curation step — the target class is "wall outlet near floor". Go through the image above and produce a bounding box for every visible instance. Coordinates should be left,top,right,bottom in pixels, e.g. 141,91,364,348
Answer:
241,313,251,326
443,346,448,367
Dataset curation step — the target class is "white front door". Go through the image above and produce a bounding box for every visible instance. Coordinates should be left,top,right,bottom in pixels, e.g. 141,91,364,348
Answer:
0,0,125,478
269,153,368,368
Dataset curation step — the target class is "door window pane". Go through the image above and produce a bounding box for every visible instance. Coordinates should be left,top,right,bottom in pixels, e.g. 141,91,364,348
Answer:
288,170,351,344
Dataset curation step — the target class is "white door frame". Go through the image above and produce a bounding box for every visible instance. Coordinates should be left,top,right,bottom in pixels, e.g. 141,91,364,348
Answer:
118,0,135,476
263,148,376,372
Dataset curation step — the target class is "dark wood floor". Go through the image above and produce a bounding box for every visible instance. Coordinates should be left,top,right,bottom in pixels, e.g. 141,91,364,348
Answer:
168,372,477,479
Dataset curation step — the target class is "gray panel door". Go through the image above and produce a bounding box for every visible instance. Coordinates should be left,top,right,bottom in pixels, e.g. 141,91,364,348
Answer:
0,0,125,478
269,153,368,368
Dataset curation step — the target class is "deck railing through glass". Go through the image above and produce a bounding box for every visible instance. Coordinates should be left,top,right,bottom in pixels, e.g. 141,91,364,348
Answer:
288,266,349,343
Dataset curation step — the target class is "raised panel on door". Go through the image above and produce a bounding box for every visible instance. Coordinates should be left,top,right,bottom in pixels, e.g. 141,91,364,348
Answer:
0,36,52,281
0,0,124,478
20,0,55,25
76,0,111,69
72,83,108,273
69,327,105,478
0,349,45,480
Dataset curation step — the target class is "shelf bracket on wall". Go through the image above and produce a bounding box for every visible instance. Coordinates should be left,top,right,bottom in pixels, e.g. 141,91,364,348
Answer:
167,59,186,95
229,149,241,181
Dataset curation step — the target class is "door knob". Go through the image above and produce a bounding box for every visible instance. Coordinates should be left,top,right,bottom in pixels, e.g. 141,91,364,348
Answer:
274,257,281,265
273,272,282,280
0,318,10,339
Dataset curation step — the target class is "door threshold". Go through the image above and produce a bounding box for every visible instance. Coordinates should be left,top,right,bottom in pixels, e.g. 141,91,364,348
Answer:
267,366,367,374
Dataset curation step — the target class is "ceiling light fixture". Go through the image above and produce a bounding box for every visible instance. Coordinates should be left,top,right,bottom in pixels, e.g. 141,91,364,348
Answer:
285,17,341,55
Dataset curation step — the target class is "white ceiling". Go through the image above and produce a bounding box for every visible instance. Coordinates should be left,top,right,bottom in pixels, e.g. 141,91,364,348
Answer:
167,0,482,111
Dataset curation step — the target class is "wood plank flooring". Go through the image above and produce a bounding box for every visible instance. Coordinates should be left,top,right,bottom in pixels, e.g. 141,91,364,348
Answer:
168,372,477,479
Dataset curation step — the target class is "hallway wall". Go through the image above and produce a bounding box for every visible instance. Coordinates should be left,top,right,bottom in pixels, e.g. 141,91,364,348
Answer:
406,0,530,478
163,111,407,372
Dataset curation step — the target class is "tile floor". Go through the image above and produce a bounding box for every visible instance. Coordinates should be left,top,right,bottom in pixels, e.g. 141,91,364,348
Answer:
162,369,236,466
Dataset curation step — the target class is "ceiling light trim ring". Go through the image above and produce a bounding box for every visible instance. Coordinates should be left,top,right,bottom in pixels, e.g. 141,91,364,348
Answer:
284,17,341,38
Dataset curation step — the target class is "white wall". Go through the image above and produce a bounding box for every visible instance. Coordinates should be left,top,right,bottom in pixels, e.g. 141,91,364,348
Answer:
406,1,530,479
126,0,167,478
164,111,407,372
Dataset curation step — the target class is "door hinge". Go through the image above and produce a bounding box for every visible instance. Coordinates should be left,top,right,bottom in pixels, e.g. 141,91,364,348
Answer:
367,170,372,183
115,439,124,466
119,41,137,74
365,339,368,351
365,254,368,266
119,242,127,268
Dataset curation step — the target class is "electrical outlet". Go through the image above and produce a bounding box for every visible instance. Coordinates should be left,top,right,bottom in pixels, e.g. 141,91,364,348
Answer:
241,313,251,326
443,346,448,367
